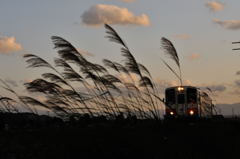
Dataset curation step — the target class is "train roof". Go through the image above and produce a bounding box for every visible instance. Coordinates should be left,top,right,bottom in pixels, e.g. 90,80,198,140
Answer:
165,86,198,90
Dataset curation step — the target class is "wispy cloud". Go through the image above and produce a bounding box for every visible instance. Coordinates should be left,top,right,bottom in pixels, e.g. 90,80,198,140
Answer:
77,48,94,57
5,79,18,87
155,79,193,93
230,80,240,95
213,19,240,30
187,53,201,60
206,1,224,12
235,80,240,87
81,4,150,27
154,79,174,92
206,84,226,92
121,0,136,2
0,36,22,54
19,79,33,85
118,73,139,83
173,34,191,40
106,0,137,3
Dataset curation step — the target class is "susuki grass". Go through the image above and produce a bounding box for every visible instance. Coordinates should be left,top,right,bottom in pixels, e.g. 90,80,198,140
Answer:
0,24,173,120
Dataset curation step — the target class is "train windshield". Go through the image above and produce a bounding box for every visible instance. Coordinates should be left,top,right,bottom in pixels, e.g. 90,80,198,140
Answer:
177,94,185,104
187,88,197,104
166,89,175,104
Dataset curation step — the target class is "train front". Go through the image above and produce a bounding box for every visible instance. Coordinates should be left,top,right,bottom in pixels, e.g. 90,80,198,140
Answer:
165,86,199,118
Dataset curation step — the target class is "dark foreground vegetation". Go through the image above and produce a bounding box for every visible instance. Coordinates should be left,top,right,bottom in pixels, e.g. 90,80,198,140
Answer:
0,112,240,159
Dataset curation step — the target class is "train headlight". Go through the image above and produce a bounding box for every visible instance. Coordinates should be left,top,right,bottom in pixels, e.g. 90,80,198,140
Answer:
189,110,194,115
177,87,184,91
170,111,174,115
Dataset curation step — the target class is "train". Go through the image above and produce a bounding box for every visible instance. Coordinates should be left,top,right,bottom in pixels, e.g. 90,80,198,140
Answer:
164,86,216,118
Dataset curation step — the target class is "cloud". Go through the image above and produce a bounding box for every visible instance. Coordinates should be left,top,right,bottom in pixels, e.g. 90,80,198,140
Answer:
235,80,240,87
5,79,18,87
77,48,94,57
121,0,136,2
19,79,33,85
206,1,224,12
105,0,137,3
81,4,150,27
0,36,22,54
187,53,201,60
183,80,192,86
206,85,226,92
118,73,139,83
228,80,240,95
213,19,240,30
154,79,193,93
173,34,191,40
154,79,175,92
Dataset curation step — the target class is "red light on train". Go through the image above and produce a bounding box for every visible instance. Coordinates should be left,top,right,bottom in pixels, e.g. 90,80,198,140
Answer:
189,110,194,115
187,108,198,116
166,109,176,116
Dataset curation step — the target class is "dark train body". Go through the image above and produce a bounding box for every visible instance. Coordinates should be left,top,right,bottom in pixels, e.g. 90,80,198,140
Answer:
165,86,214,118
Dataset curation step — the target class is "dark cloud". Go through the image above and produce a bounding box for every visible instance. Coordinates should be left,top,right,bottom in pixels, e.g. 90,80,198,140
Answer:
205,85,226,92
235,80,240,87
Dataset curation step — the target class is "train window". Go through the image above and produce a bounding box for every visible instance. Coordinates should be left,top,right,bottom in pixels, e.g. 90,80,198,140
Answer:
166,89,175,104
177,94,185,104
187,88,197,104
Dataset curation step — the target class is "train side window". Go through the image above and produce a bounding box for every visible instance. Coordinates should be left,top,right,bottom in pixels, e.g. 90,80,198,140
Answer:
187,88,197,104
177,94,185,104
166,89,175,104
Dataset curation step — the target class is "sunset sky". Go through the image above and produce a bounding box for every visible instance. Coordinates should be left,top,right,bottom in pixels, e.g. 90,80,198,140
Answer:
0,0,240,108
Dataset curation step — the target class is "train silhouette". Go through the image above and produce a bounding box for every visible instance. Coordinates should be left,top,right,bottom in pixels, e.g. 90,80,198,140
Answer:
164,86,216,118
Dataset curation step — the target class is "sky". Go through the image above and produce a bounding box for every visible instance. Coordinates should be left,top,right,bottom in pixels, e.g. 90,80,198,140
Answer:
0,0,240,108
